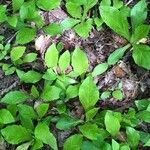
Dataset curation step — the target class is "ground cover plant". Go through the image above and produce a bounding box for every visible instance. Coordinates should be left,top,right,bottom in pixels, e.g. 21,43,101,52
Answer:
0,0,150,149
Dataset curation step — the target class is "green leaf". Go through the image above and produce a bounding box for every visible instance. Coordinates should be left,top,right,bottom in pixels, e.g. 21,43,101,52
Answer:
56,115,82,130
74,19,93,38
131,24,150,43
34,123,58,150
45,44,59,68
44,23,62,36
86,108,99,121
41,84,61,101
16,141,32,150
79,123,100,140
79,76,99,110
36,0,60,11
105,111,121,136
66,85,79,99
59,50,70,71
84,0,98,11
64,134,83,150
16,27,36,44
36,103,49,118
136,110,150,123
92,63,108,77
100,6,130,40
72,47,88,75
66,2,82,19
18,104,36,119
61,18,80,30
31,85,39,98
112,139,120,150
31,139,43,150
0,109,15,124
1,91,29,104
145,139,150,147
23,53,37,63
101,91,111,100
11,46,26,61
7,15,18,27
120,145,130,150
20,70,42,83
0,5,7,23
1,125,32,144
12,0,24,12
130,0,147,29
107,44,131,65
132,44,150,70
112,90,123,101
42,68,57,81
81,141,99,150
135,99,150,111
126,127,140,149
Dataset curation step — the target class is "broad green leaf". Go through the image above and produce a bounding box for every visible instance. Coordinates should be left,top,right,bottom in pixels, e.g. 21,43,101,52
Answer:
16,141,32,150
145,139,150,147
16,27,36,44
19,1,37,21
41,84,61,101
64,134,83,150
113,0,123,9
101,0,111,6
136,110,150,123
105,111,120,136
79,123,100,140
11,46,26,61
1,91,29,104
120,145,130,150
66,84,79,99
23,53,37,63
0,109,15,124
107,44,131,65
1,125,32,144
31,85,39,98
56,115,82,130
112,139,120,150
126,127,140,149
0,5,7,23
36,0,60,11
131,24,150,43
20,70,42,83
42,68,57,81
36,103,49,118
44,23,62,36
31,139,43,150
135,99,150,111
61,18,80,30
72,47,88,75
112,90,123,101
7,15,18,27
45,44,59,68
92,63,108,77
86,108,99,121
18,104,36,119
74,19,93,38
34,123,58,150
101,91,111,100
79,76,99,110
100,6,130,40
12,0,24,12
132,44,150,70
81,141,99,150
84,0,98,11
59,50,70,71
66,2,82,18
130,0,147,29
